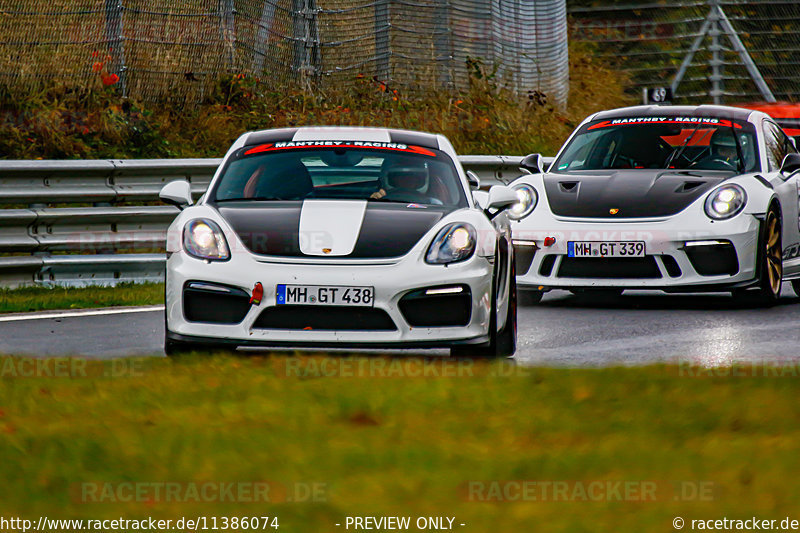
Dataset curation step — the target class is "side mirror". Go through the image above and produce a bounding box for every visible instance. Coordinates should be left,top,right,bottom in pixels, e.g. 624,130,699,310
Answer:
466,170,481,190
472,190,489,209
159,180,193,209
486,185,519,216
520,153,544,174
780,153,800,175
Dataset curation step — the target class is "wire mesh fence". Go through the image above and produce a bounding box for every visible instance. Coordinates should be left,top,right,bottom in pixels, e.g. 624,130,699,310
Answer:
0,0,569,106
568,0,800,104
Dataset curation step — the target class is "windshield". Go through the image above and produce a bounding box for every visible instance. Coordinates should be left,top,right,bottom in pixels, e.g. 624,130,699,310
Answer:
211,141,468,207
552,117,760,173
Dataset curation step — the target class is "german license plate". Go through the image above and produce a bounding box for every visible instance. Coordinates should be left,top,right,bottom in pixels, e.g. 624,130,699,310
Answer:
276,285,374,306
568,241,646,258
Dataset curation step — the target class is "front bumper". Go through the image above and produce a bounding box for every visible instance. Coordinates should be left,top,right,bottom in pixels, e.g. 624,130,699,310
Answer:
513,214,762,291
166,250,494,347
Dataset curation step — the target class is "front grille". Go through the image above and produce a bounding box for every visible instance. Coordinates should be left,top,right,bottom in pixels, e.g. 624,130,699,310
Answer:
253,305,397,331
684,243,739,276
183,281,251,324
398,286,472,327
558,256,663,279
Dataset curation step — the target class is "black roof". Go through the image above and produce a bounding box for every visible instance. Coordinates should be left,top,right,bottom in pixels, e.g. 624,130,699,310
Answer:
593,105,755,122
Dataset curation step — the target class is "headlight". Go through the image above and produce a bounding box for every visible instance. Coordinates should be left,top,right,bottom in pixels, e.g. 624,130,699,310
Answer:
507,184,538,220
704,184,747,220
425,223,477,264
183,219,230,261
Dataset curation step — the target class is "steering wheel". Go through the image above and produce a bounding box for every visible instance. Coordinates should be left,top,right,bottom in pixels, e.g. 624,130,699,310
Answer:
690,157,737,171
381,188,442,205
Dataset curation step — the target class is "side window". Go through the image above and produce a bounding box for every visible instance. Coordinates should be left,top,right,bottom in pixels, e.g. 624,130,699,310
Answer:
763,121,788,172
775,122,797,156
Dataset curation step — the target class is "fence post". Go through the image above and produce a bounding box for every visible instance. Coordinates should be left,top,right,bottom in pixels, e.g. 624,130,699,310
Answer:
219,0,236,72
708,0,723,104
292,0,320,83
253,1,277,74
104,0,126,96
433,0,452,87
374,0,390,81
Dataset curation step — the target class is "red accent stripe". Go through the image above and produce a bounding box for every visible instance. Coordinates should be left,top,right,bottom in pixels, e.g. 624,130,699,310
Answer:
588,119,742,130
243,143,437,157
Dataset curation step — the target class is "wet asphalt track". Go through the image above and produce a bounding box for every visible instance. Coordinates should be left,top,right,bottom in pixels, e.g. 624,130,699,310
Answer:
2,283,799,366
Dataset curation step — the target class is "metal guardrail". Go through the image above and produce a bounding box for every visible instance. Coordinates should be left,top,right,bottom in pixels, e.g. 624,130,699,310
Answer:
0,156,552,286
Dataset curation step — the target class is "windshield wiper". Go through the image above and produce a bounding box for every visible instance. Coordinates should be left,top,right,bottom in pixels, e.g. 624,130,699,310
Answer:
663,122,704,169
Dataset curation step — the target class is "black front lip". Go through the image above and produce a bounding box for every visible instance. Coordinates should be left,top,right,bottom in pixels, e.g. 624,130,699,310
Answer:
165,330,490,350
517,278,760,293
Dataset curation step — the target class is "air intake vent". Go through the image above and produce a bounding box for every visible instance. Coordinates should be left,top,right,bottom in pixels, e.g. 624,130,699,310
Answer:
539,255,557,276
559,181,579,193
676,181,705,193
183,282,251,324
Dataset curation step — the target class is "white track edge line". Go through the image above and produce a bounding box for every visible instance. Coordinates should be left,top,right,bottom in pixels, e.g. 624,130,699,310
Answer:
0,305,165,322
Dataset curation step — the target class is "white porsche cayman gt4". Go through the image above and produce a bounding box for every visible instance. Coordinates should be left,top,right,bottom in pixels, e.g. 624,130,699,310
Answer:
509,105,800,306
160,127,519,356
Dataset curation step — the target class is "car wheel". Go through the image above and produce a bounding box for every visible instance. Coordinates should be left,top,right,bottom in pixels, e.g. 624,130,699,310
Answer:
733,205,783,307
451,253,517,358
793,279,800,298
519,289,544,305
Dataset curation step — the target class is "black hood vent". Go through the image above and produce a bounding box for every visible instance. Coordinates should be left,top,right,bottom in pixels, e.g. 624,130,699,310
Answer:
544,170,729,218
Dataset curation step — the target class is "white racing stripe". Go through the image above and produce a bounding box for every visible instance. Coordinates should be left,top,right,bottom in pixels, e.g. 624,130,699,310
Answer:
0,305,164,323
299,199,368,256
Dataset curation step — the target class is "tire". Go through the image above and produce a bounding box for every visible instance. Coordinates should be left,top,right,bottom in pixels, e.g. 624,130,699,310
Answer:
733,205,783,307
519,289,544,305
451,251,517,358
793,279,800,298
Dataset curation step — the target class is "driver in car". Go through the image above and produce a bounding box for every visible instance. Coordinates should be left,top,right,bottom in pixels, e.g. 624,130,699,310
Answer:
370,157,443,204
694,130,739,170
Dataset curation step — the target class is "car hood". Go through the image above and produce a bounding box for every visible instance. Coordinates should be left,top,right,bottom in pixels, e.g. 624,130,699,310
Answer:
217,200,451,258
543,169,733,218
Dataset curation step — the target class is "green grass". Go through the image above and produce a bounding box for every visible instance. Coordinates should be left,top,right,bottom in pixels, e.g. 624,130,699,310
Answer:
1,357,798,531
0,44,633,160
0,283,164,314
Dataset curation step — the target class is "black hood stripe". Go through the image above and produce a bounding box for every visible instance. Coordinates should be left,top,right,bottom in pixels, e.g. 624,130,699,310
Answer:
219,202,450,258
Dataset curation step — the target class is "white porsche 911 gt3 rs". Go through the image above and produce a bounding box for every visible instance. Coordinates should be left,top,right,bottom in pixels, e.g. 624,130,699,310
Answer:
508,105,800,305
159,127,520,356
